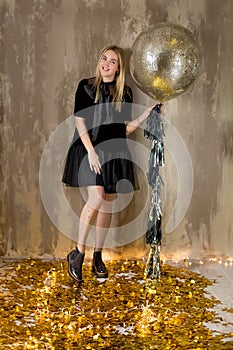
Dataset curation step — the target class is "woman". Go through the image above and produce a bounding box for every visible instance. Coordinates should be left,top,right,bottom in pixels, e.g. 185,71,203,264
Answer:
63,45,154,282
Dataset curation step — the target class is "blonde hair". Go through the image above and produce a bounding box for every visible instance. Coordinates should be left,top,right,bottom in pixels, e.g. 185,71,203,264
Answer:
94,45,125,109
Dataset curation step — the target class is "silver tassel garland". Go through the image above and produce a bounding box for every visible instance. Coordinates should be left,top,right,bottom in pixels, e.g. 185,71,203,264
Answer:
144,104,164,279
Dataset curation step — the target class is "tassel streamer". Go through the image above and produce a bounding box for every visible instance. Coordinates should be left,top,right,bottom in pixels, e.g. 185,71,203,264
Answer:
144,104,164,279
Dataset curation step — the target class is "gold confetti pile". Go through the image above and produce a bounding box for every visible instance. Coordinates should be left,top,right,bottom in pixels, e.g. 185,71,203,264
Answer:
0,259,232,349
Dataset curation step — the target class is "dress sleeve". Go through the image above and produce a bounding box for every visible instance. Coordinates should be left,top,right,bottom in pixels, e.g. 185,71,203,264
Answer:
121,85,133,121
73,79,94,118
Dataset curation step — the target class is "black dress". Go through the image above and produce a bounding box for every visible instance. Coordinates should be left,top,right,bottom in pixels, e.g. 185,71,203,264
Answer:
62,78,138,194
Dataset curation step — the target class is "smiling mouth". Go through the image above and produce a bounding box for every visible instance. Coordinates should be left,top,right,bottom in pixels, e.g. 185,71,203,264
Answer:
101,67,110,72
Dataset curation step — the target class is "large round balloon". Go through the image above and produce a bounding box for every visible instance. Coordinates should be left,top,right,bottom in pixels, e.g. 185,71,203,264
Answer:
130,22,201,102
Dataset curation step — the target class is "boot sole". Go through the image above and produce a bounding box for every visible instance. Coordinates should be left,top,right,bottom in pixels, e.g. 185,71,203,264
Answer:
92,265,108,278
67,254,83,282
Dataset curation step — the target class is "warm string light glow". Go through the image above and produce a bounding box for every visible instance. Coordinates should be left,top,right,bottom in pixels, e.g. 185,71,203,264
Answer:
158,256,233,268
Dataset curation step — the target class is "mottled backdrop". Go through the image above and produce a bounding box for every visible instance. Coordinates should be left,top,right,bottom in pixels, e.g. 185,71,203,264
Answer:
1,0,233,260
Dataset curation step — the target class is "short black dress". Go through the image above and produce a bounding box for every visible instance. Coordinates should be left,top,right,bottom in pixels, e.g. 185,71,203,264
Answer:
62,78,138,194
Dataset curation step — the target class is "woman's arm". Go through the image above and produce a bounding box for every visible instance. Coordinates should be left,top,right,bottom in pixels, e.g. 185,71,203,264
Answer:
75,117,101,174
125,106,154,136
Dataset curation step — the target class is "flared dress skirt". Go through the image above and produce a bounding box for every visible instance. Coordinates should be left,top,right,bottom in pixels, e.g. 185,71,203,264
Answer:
62,135,139,194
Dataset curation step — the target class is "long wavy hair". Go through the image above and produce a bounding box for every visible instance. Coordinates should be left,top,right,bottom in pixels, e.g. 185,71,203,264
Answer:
94,45,125,109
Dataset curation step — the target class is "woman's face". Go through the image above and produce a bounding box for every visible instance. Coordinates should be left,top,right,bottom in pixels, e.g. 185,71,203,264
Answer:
99,50,119,82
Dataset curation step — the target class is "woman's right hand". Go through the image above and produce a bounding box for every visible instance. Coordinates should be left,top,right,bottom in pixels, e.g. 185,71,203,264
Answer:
88,149,102,174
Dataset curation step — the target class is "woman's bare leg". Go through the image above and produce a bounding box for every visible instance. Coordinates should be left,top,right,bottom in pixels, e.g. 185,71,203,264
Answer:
94,193,115,251
77,186,106,253
92,194,115,278
67,186,106,282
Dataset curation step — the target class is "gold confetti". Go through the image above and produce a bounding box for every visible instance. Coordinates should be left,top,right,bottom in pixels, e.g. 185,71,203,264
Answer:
152,76,174,100
0,259,232,349
170,38,178,46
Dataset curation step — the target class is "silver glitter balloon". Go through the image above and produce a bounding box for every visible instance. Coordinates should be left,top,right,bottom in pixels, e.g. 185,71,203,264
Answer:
130,23,201,101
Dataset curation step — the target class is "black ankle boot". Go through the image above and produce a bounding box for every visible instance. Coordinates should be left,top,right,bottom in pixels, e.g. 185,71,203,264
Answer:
67,248,85,282
92,251,108,278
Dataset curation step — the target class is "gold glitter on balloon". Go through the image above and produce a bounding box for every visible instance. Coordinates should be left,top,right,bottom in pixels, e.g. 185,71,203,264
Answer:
152,76,174,100
130,22,201,102
170,38,178,46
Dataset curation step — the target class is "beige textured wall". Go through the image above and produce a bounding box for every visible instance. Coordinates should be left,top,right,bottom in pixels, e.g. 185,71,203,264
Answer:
1,0,233,259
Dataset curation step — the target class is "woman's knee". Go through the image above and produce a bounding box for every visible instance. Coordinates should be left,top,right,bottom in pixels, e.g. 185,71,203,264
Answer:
86,186,106,209
105,193,116,202
99,193,116,213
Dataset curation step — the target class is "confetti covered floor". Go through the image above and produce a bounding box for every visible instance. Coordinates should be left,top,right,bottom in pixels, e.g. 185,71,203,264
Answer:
0,258,233,349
